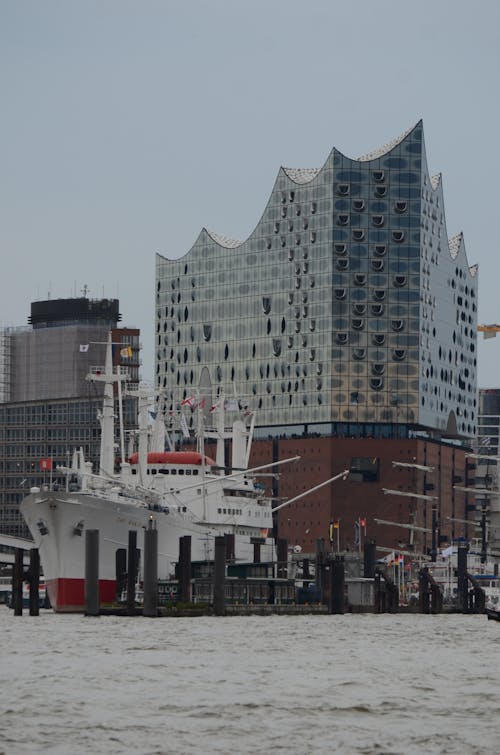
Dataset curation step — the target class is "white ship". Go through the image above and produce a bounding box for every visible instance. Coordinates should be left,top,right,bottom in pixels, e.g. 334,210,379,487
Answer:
20,335,295,612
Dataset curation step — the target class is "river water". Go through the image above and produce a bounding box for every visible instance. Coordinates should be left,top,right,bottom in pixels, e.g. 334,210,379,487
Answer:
0,607,499,754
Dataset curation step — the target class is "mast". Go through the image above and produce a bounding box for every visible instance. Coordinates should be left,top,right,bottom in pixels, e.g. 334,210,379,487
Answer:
98,332,115,478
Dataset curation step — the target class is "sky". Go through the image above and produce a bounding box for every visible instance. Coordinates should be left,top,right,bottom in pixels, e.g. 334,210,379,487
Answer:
1,0,500,387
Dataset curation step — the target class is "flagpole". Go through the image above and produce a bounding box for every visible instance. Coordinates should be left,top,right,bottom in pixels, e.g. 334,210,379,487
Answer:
337,520,340,553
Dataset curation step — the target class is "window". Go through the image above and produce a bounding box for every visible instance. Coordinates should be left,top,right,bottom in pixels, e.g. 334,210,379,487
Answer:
393,349,406,361
336,258,349,270
373,334,385,345
372,215,384,227
395,200,407,213
353,303,366,315
354,273,366,286
372,170,385,182
352,318,365,330
392,231,405,242
334,288,346,300
374,244,387,256
353,230,365,241
336,333,348,344
373,289,386,301
393,275,407,287
350,457,380,482
334,243,347,254
371,259,384,271
370,377,384,390
202,324,212,341
391,319,405,331
371,304,384,316
372,363,385,375
262,296,271,314
337,214,349,226
352,348,366,360
375,185,387,198
353,200,365,211
337,184,350,196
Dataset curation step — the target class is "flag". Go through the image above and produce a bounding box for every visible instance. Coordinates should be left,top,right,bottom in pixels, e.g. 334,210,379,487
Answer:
209,400,221,413
359,517,367,528
79,344,89,353
120,346,132,358
333,520,339,529
39,458,52,471
180,396,196,408
354,520,360,545
398,554,404,566
329,521,334,543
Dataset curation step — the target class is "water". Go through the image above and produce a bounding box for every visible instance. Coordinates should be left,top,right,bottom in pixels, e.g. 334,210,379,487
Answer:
1,607,499,754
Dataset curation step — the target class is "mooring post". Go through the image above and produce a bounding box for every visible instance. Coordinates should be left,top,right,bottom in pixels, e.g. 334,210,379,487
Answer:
214,535,226,616
277,538,288,579
29,548,40,616
13,548,24,616
143,520,158,617
127,530,137,615
178,535,192,604
331,556,345,614
457,543,468,613
224,533,235,563
315,538,325,594
85,529,100,616
363,540,376,578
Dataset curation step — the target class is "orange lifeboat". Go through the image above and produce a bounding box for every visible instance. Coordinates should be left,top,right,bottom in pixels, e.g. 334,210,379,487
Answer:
127,451,216,466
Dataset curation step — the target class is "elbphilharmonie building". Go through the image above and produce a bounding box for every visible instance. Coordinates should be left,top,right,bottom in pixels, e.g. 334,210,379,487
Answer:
155,121,477,441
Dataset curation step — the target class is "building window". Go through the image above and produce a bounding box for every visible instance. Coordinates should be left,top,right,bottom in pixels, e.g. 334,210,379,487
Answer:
392,231,405,242
353,200,365,212
350,457,379,481
374,186,387,198
372,170,385,182
337,184,350,196
335,243,347,255
353,230,365,241
395,201,407,213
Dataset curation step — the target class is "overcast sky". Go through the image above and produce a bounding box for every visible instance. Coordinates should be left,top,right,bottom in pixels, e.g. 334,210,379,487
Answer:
1,0,499,387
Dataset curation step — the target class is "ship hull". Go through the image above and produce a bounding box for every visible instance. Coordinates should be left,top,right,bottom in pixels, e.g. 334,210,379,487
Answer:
20,489,274,612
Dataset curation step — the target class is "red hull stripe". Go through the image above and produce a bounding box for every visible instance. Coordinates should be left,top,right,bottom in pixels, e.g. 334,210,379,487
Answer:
46,578,116,613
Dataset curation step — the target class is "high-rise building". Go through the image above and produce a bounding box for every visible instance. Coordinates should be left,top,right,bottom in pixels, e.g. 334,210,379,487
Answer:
0,297,140,537
155,122,477,555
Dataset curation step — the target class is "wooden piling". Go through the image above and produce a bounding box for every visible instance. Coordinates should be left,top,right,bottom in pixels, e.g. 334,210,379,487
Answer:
127,530,137,615
84,529,100,616
178,535,192,604
13,548,24,616
363,540,376,578
213,535,226,616
331,556,345,614
29,548,40,616
143,522,158,617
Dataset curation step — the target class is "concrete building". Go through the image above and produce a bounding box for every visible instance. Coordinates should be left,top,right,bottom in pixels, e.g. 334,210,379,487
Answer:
0,297,140,537
155,122,477,557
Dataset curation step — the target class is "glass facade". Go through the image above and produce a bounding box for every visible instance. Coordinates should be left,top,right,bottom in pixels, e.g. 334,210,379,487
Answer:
155,122,477,439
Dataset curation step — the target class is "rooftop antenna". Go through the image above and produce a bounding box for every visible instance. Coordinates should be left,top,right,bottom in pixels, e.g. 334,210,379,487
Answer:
81,284,89,298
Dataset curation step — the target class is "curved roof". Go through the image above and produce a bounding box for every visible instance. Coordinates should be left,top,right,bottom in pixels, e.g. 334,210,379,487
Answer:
356,124,416,162
282,166,320,184
448,233,463,260
206,229,242,248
